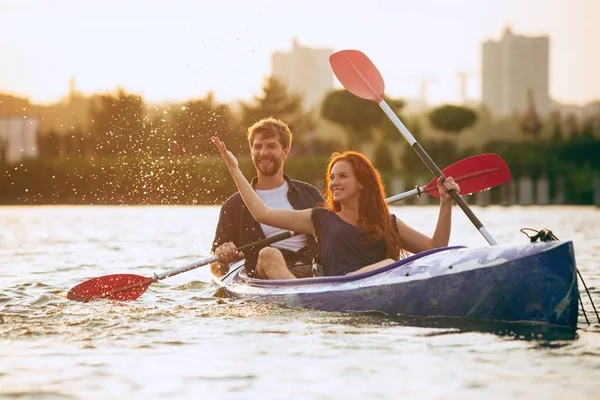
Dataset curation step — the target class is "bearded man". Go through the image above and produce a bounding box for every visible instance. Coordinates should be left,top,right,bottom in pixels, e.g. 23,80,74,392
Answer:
210,117,324,279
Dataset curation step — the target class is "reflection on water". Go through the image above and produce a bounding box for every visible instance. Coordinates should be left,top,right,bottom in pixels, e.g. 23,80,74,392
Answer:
1,205,599,399
393,314,579,344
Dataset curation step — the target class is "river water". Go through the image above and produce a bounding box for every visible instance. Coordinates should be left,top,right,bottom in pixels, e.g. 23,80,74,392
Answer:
1,205,599,399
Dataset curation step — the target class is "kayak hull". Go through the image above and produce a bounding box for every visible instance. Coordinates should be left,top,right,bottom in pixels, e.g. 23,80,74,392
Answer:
219,241,579,328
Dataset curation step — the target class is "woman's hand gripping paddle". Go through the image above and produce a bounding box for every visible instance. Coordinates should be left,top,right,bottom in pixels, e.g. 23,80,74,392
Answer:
330,50,500,245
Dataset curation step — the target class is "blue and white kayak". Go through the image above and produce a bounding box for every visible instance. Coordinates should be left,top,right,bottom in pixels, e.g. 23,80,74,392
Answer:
217,241,579,328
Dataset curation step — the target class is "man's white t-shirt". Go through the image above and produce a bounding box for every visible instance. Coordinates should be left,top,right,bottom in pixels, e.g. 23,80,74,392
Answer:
255,181,308,253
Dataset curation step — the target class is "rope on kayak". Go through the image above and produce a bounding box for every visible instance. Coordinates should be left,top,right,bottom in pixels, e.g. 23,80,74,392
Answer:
521,228,600,326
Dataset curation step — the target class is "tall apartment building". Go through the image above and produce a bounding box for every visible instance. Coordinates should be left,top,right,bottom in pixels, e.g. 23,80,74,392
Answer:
482,27,550,118
0,117,38,165
271,39,333,110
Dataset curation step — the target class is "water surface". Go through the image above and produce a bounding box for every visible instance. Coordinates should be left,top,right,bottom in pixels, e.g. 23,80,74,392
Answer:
1,205,599,399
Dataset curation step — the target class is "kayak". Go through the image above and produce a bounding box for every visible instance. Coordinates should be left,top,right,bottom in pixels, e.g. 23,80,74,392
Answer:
217,240,579,328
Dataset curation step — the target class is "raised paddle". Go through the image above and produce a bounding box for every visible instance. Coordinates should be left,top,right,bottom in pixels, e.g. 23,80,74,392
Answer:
330,50,499,245
386,153,510,203
67,231,298,302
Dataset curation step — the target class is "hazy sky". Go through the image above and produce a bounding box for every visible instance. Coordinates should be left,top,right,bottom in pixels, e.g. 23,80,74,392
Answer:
0,0,598,105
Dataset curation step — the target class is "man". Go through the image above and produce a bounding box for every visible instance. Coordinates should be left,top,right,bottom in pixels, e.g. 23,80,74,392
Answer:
210,117,324,278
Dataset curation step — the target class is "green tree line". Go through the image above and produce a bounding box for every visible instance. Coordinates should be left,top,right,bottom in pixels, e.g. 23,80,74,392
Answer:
0,77,599,205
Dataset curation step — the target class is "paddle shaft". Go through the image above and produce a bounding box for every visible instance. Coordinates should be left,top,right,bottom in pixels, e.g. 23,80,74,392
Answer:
386,187,425,204
379,101,498,246
387,155,509,203
153,230,296,281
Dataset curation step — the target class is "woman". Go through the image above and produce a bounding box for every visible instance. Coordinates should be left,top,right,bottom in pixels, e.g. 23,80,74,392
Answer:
211,137,460,279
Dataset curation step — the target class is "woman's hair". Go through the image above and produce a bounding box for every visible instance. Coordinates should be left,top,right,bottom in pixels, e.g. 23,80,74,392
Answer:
323,151,405,261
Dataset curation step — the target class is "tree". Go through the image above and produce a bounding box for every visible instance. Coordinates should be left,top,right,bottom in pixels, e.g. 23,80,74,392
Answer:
520,89,542,137
428,104,477,134
400,139,460,175
551,120,564,144
373,139,394,172
88,89,145,157
239,76,313,152
321,90,403,150
39,130,61,159
169,92,238,156
241,77,306,127
564,114,579,140
65,129,81,158
581,118,595,141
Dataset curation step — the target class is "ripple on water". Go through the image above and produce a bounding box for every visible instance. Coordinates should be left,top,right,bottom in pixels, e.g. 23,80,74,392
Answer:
0,293,11,304
0,392,78,400
185,373,257,381
2,206,600,399
173,280,210,290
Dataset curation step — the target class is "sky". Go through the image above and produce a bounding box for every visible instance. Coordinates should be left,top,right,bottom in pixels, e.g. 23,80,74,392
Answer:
0,0,598,106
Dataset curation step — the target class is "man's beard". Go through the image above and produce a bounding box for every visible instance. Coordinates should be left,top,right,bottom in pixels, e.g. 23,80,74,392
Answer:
253,156,282,176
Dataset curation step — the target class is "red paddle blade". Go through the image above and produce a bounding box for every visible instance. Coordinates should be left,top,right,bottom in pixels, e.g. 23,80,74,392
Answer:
329,50,385,103
423,154,511,197
67,274,153,302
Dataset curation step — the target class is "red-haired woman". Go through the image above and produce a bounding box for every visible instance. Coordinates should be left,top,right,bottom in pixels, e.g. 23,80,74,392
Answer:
211,137,460,279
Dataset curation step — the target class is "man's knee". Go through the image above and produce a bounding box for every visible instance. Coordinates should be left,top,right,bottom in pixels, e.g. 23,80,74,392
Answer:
256,247,282,276
258,246,284,263
256,247,294,279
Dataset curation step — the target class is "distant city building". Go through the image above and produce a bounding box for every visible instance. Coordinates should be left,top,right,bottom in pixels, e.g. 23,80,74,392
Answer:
0,117,39,165
271,38,333,110
482,27,550,118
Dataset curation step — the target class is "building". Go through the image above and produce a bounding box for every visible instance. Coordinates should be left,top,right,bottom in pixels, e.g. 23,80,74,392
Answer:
0,117,39,165
482,27,550,118
271,38,333,110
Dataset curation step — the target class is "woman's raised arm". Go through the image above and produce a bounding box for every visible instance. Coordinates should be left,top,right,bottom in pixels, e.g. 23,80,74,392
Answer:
211,137,314,234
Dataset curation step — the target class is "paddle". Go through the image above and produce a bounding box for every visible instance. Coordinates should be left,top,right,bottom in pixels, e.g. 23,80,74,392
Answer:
386,153,510,203
330,50,499,245
67,231,297,302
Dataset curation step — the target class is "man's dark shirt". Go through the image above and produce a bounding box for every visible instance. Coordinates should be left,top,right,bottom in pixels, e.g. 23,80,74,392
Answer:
211,174,324,276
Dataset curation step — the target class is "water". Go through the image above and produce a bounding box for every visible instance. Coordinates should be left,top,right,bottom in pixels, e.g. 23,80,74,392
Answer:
1,205,599,399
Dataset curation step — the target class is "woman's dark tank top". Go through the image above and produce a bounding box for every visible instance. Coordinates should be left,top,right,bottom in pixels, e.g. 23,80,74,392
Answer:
311,207,397,276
